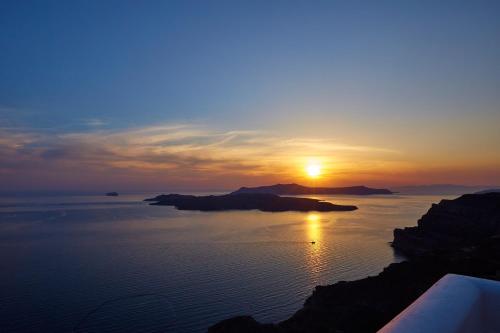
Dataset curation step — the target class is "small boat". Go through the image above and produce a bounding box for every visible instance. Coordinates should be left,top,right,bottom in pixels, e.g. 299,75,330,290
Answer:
311,241,316,245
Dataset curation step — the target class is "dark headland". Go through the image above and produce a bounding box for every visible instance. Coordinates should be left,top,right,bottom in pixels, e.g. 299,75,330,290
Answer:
231,183,393,195
145,193,357,212
208,193,500,333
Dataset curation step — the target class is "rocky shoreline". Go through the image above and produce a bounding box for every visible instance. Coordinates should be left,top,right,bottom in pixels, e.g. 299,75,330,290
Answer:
208,193,500,333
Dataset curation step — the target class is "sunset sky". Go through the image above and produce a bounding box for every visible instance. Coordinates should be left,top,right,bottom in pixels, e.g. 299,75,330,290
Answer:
1,1,499,192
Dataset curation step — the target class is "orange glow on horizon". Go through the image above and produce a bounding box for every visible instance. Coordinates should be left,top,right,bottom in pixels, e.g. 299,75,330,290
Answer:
1,123,499,192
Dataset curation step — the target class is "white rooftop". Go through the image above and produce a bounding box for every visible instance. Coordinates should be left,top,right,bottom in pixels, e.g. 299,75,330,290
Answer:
379,274,500,333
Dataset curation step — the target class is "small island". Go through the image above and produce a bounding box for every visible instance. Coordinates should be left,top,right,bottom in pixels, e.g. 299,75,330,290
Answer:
231,183,393,195
145,193,358,212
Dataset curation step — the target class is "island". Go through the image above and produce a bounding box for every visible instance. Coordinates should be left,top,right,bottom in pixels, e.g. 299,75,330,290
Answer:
475,188,500,194
105,192,119,196
144,193,358,212
231,183,393,195
208,192,500,333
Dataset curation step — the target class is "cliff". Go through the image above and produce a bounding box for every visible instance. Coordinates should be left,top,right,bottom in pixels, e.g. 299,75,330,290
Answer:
393,193,500,257
208,193,500,333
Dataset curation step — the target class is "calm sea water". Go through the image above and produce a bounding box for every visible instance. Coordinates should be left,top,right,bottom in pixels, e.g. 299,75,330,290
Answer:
0,193,454,332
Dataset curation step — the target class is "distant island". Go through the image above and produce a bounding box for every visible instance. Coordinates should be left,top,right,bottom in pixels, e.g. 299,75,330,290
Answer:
475,188,500,194
145,193,357,212
105,192,119,196
392,184,498,195
209,192,500,333
231,183,393,195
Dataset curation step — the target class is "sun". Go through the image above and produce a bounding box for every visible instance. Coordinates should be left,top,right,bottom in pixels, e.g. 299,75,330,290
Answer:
306,163,321,178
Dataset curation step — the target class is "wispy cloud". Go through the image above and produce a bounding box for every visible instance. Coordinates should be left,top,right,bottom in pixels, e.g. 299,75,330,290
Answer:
83,118,107,127
0,123,408,191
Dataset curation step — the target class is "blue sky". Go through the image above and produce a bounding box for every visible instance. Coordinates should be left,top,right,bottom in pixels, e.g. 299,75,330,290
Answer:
2,0,499,130
1,1,499,191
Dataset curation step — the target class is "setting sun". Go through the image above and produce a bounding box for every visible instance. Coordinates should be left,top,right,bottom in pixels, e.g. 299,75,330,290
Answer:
306,164,321,178
2,2,500,333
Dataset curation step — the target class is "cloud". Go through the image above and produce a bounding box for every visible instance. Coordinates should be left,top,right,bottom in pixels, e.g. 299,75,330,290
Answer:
0,123,409,191
83,118,107,127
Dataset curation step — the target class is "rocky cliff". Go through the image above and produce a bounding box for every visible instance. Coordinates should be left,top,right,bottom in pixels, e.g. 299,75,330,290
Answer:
393,193,500,257
208,193,500,333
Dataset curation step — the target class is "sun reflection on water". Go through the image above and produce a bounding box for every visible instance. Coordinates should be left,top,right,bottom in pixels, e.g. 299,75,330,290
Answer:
305,213,324,280
306,213,321,242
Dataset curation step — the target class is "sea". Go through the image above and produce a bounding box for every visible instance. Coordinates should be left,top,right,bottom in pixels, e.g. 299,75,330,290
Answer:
0,192,455,332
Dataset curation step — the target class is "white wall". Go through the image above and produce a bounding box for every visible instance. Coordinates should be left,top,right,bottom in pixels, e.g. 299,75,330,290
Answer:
378,274,500,333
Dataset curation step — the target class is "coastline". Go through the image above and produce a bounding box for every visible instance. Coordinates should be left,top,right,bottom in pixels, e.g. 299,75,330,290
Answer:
209,193,500,332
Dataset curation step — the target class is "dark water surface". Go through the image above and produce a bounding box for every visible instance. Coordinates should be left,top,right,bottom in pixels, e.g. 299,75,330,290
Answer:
0,193,454,332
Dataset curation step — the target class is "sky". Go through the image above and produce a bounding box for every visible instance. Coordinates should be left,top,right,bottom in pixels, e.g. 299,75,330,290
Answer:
1,0,499,192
